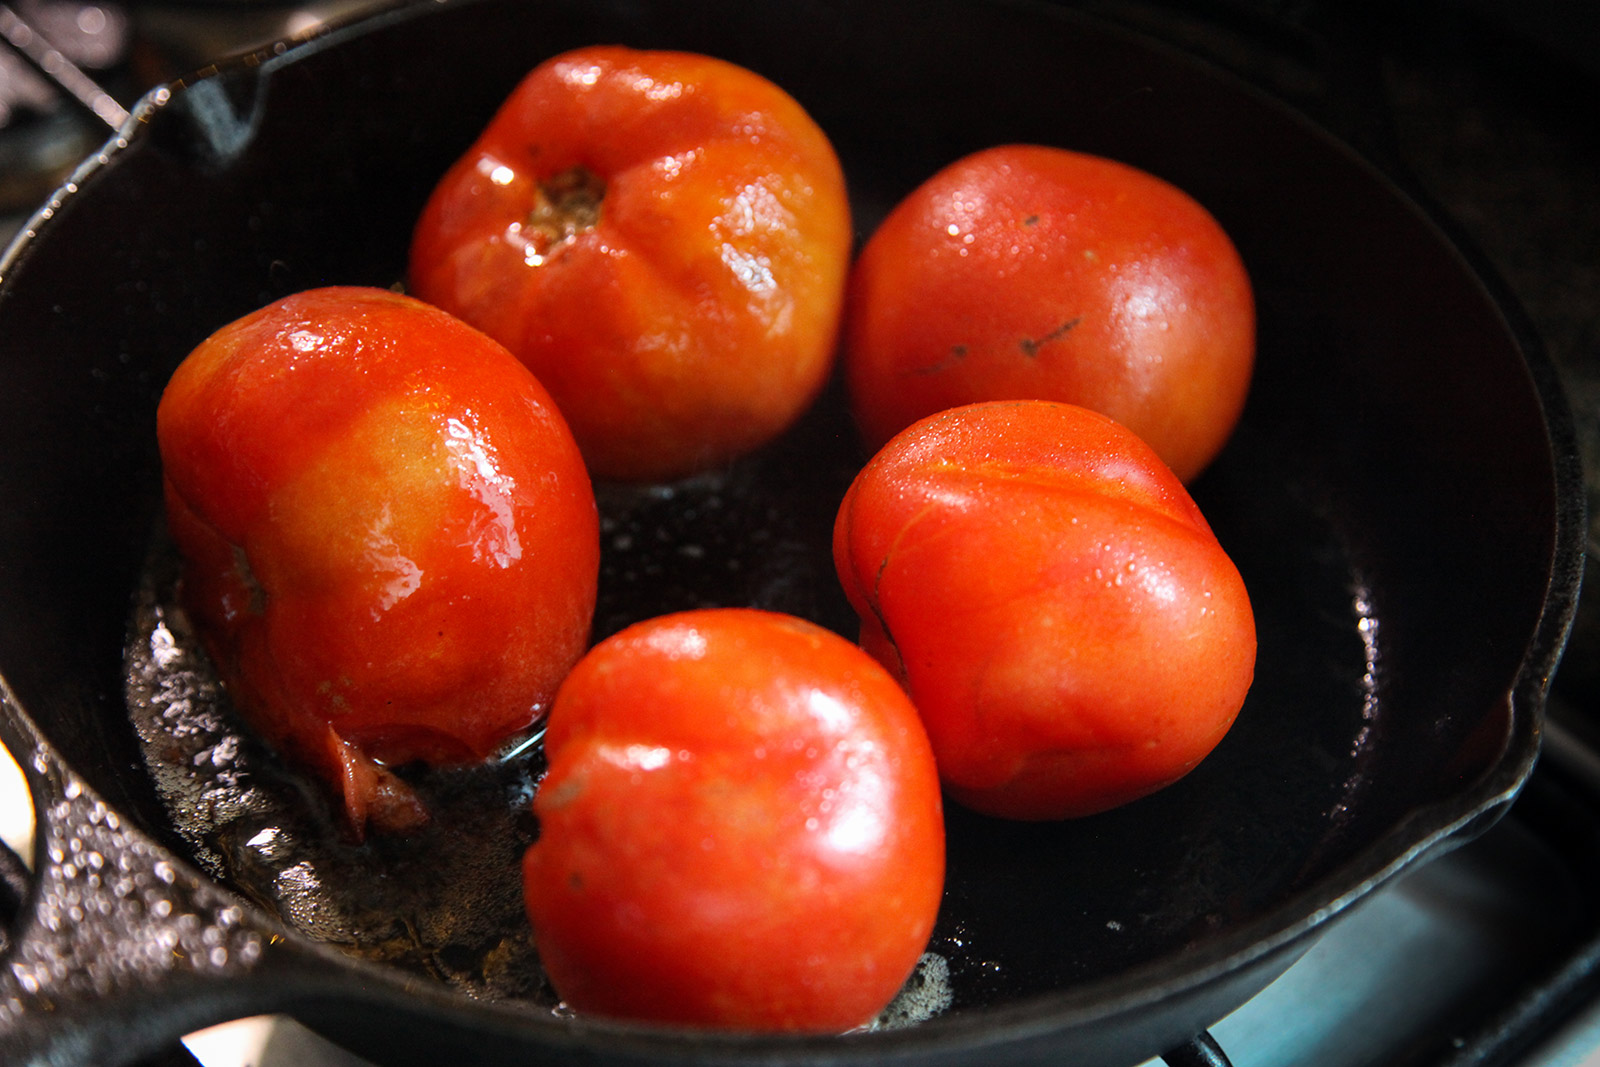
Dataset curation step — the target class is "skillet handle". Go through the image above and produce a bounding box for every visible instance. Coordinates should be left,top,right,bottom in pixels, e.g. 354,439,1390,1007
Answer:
1161,1030,1234,1067
0,715,352,1067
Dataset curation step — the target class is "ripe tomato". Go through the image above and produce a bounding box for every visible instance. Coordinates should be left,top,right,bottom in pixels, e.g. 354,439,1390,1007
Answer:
833,401,1255,820
409,45,853,484
843,144,1254,482
157,286,600,838
522,608,944,1032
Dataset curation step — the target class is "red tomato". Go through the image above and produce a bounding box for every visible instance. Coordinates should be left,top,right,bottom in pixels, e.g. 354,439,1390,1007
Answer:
833,401,1255,820
844,144,1254,482
157,286,600,838
523,608,944,1032
409,45,853,484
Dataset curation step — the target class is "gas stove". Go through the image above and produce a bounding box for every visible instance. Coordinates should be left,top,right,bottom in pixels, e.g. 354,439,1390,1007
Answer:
3,2,1599,1066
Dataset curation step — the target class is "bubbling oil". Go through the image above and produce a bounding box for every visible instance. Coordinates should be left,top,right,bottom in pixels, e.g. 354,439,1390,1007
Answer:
123,402,953,1028
125,538,555,1005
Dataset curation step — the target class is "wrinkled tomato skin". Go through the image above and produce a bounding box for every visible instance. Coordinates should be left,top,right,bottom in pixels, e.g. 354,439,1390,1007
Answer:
833,401,1255,820
157,286,600,837
844,145,1254,483
409,45,853,484
522,608,944,1032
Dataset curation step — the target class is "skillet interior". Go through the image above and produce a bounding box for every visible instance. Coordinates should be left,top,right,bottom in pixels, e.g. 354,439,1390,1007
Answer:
0,0,1579,1061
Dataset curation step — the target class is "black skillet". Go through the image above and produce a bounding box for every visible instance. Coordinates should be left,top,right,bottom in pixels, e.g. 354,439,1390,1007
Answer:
0,0,1585,1064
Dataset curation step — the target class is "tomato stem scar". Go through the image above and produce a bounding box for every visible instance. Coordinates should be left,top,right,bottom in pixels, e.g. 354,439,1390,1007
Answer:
525,166,606,255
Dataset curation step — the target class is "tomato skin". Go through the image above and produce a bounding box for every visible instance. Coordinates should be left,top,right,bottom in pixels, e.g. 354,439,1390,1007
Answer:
522,608,944,1032
844,145,1254,483
409,45,853,484
833,401,1255,820
157,286,600,838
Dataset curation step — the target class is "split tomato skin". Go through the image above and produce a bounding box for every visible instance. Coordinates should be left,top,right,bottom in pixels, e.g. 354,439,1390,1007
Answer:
157,286,600,837
522,608,945,1032
844,144,1255,483
409,45,853,484
833,401,1255,820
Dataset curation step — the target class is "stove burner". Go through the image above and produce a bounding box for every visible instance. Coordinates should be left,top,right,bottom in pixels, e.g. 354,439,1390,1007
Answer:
0,0,127,212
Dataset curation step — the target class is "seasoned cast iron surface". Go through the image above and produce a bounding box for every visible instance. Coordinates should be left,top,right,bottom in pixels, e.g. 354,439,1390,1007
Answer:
124,367,1401,1014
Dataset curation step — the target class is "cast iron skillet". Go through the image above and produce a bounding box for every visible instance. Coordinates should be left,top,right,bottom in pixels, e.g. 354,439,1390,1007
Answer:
0,0,1585,1064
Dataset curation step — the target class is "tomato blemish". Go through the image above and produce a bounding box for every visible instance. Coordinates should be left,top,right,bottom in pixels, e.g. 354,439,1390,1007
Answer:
1018,317,1080,358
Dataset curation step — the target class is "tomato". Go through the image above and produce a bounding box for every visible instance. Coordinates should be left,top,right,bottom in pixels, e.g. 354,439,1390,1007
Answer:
843,144,1255,483
833,401,1255,820
522,608,944,1032
409,45,853,484
157,286,600,839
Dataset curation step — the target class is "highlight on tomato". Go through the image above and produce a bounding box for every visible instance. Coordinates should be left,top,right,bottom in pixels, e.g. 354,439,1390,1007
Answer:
843,144,1255,483
833,400,1256,820
156,286,600,838
522,608,945,1032
410,45,853,484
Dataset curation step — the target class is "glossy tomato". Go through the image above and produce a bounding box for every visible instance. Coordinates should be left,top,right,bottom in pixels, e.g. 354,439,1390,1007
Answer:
522,608,944,1032
833,401,1255,820
157,286,600,838
843,144,1255,482
409,45,853,484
